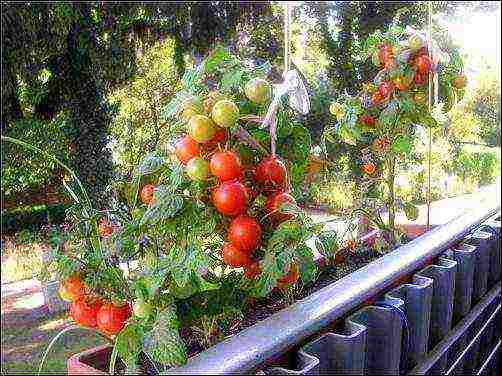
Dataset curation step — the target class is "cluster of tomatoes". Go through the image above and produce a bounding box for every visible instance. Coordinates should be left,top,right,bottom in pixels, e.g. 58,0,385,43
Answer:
134,79,302,287
331,32,466,177
59,274,131,336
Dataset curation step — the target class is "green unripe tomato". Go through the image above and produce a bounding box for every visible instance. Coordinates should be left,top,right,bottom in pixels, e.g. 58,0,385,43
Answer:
187,115,216,143
408,34,424,51
133,299,153,318
211,99,239,128
244,78,272,104
186,157,210,181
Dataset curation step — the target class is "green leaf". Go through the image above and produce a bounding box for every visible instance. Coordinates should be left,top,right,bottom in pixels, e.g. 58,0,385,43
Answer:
136,153,166,176
168,164,186,192
140,186,184,225
146,267,170,299
221,68,244,92
315,232,339,262
113,324,143,371
254,61,272,77
254,248,293,297
398,97,414,113
161,91,192,119
143,306,187,368
420,112,439,128
392,134,412,155
404,202,419,221
204,47,231,73
295,245,316,284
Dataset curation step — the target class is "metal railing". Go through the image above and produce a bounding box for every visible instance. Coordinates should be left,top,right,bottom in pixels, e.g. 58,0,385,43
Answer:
167,202,500,375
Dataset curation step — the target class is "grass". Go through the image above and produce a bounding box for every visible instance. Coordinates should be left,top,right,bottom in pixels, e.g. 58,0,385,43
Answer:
1,312,108,374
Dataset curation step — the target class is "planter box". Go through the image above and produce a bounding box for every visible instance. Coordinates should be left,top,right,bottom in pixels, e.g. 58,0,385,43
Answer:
40,280,69,314
67,345,114,375
66,224,429,374
66,213,499,375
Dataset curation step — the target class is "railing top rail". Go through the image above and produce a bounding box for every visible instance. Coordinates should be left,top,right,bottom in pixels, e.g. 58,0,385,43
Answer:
167,203,500,375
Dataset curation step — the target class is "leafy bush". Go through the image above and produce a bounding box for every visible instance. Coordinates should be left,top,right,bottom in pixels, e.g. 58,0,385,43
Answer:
1,112,71,197
451,146,500,187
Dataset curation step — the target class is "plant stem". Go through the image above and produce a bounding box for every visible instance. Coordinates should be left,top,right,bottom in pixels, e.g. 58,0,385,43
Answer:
387,154,396,246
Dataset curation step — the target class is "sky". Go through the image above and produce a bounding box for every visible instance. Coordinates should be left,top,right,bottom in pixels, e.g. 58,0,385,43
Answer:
435,4,501,74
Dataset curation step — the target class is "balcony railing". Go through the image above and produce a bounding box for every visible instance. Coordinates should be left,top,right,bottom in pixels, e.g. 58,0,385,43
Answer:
167,200,500,375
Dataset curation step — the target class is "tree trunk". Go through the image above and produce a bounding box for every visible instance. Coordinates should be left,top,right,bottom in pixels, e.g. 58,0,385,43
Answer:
63,17,114,209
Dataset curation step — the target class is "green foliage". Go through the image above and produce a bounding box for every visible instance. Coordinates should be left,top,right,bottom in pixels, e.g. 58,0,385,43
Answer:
464,67,501,146
1,112,70,197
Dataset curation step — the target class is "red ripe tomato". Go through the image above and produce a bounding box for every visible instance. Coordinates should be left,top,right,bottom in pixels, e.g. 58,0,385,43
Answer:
98,218,113,237
384,58,396,70
244,261,262,279
140,184,156,205
175,136,200,165
277,263,299,288
222,242,252,268
360,114,376,127
228,215,262,254
212,180,248,216
203,127,228,152
393,76,409,91
453,75,467,89
415,55,431,74
266,191,296,222
97,302,132,336
65,274,86,301
71,297,102,328
255,155,287,191
378,82,394,97
362,162,376,175
416,46,429,57
372,91,384,105
210,151,242,181
414,72,426,86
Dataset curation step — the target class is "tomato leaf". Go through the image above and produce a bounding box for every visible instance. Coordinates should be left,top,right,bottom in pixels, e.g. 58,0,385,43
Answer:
161,91,192,119
142,305,187,368
295,245,316,284
253,61,272,78
221,68,244,92
255,247,293,297
113,323,143,371
140,186,184,225
136,153,166,176
392,134,412,155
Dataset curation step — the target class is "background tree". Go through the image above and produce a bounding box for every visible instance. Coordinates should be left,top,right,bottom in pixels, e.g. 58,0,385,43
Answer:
1,2,271,208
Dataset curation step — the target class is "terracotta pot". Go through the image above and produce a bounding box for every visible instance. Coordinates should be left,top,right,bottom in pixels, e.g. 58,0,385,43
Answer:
398,224,433,239
67,345,115,375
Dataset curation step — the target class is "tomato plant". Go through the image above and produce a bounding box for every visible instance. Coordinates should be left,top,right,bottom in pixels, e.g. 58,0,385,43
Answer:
38,46,319,372
325,22,466,246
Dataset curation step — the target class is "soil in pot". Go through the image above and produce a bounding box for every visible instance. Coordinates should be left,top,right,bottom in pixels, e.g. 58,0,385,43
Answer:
181,244,399,360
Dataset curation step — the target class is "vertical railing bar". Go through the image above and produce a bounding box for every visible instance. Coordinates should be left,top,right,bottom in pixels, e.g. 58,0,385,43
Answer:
408,283,500,375
445,304,501,375
475,339,501,375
